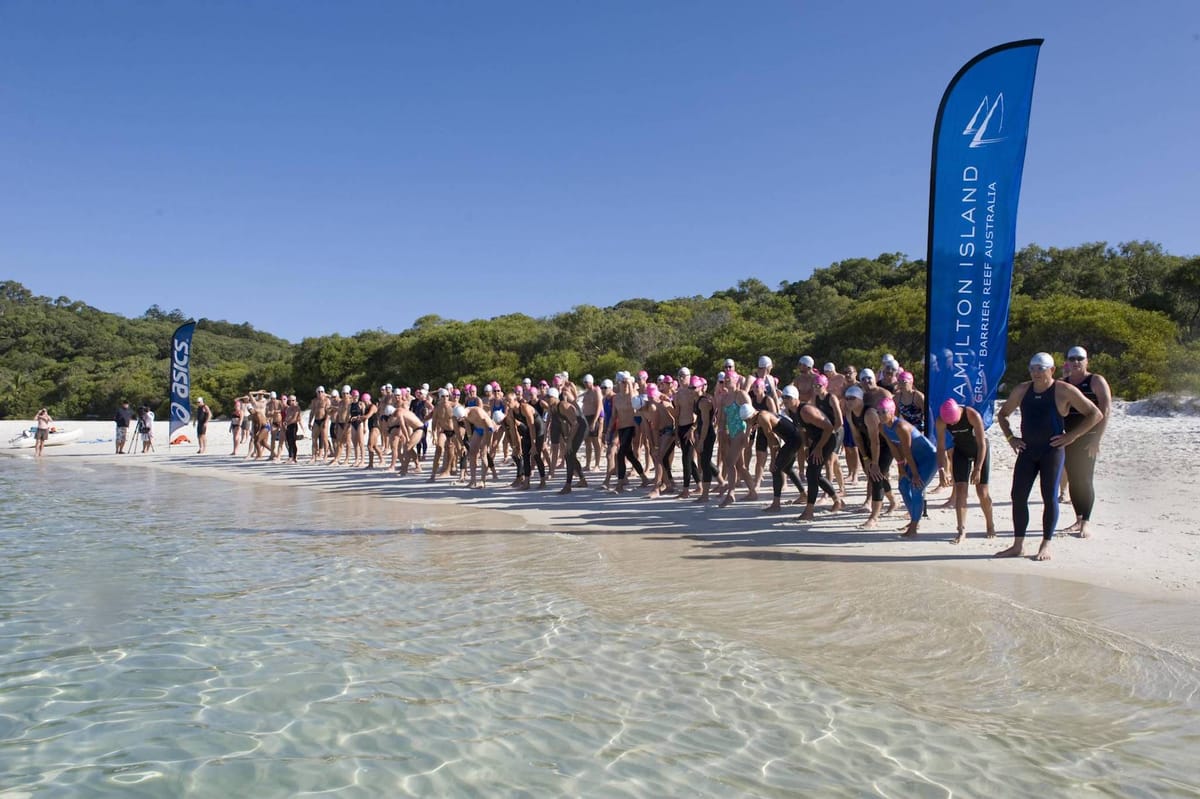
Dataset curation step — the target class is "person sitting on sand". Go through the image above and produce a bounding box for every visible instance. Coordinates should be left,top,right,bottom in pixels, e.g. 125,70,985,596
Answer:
934,399,995,544
995,352,1102,562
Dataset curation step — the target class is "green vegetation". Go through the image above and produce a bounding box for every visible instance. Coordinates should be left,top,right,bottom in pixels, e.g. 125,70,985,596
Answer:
2,241,1197,419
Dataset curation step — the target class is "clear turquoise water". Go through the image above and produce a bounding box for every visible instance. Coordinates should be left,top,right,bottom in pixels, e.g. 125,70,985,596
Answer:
1,458,1198,797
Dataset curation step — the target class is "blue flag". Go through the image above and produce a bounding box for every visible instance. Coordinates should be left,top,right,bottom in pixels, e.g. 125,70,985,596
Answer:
169,321,196,442
925,40,1042,428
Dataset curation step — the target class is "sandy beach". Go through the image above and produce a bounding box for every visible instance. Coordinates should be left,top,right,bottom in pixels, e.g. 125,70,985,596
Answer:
6,402,1199,615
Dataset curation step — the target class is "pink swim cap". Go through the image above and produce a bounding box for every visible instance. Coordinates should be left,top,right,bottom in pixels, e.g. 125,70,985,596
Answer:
689,375,703,389
362,393,371,403
646,384,659,397
552,376,562,386
814,373,829,388
898,370,914,383
351,389,360,397
466,384,476,393
939,399,963,424
638,370,648,381
877,397,896,416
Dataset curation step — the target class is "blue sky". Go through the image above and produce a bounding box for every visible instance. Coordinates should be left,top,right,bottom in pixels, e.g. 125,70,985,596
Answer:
2,1,1197,342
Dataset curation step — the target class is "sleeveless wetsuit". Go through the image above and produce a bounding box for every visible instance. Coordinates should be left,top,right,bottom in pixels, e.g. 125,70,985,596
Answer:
882,419,937,522
1063,374,1100,522
947,412,989,485
1012,383,1066,541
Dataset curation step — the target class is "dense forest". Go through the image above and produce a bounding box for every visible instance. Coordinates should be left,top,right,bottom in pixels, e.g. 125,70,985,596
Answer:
3,240,1198,419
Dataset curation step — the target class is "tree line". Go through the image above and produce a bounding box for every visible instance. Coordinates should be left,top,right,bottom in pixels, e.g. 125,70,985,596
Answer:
2,240,1197,420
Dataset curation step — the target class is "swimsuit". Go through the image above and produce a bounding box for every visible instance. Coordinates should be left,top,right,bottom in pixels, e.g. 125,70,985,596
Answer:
723,402,746,437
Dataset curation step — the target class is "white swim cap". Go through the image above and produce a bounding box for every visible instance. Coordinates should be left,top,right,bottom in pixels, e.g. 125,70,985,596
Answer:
342,385,351,394
823,362,835,373
678,366,691,377
331,390,340,398
798,355,815,368
738,402,756,421
385,404,396,415
452,405,466,419
583,374,594,384
421,383,430,391
601,378,613,389
845,386,864,400
492,410,505,424
724,358,735,367
197,397,204,404
1030,352,1055,370
631,395,644,411
1067,346,1088,360
547,387,560,399
270,391,277,399
758,356,772,368
317,385,325,393
781,385,799,400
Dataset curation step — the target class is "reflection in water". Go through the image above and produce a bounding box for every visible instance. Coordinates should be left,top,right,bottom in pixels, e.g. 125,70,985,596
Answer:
0,460,1196,797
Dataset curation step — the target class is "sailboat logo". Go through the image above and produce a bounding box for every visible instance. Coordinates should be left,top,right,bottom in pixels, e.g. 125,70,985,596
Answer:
963,94,1005,148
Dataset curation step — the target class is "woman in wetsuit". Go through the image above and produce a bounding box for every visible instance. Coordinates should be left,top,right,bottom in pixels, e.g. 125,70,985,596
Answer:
799,376,845,521
934,399,996,543
995,352,1102,561
1060,346,1111,539
757,386,806,513
844,386,895,529
876,397,938,538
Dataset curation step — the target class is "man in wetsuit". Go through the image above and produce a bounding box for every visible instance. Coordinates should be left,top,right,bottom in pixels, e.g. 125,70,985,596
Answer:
996,352,1102,561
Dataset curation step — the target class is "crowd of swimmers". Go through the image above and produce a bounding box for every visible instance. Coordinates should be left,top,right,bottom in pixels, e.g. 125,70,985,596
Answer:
213,347,1109,562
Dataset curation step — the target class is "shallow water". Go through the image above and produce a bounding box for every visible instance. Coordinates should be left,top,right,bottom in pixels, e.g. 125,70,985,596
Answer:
1,459,1197,797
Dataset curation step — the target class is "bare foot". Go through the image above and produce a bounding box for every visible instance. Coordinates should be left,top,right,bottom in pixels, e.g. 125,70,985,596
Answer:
646,489,661,500
831,497,845,513
1078,521,1093,539
952,528,966,545
900,522,919,538
557,486,572,495
677,490,691,499
859,516,880,530
798,509,814,521
884,499,896,516
1035,541,1052,561
718,494,734,508
762,502,782,513
986,527,997,539
995,542,1025,558
693,494,711,504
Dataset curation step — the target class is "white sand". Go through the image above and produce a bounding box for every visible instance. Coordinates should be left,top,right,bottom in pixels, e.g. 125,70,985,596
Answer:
5,405,1199,607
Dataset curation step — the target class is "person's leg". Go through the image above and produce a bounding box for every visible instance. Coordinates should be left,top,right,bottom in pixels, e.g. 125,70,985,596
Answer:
1034,448,1066,560
997,450,1039,558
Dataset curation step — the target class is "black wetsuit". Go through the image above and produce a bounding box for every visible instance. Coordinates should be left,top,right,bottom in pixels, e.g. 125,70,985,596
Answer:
852,407,892,502
1063,374,1101,522
802,401,839,505
770,414,805,500
1011,383,1065,541
947,412,989,485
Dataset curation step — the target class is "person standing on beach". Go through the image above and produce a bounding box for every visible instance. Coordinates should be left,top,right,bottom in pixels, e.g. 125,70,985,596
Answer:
1059,346,1111,539
114,401,134,454
934,399,995,543
139,405,156,453
875,396,937,538
580,374,603,472
33,408,52,457
308,387,329,463
995,352,1102,562
612,373,649,492
194,397,212,454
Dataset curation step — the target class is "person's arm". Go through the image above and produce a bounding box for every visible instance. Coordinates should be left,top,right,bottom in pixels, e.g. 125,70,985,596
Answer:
864,409,885,481
969,407,988,484
1087,374,1113,455
895,422,921,487
935,418,948,463
997,382,1029,452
